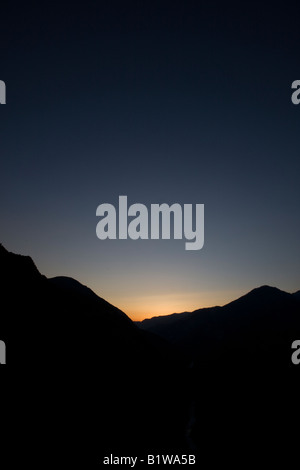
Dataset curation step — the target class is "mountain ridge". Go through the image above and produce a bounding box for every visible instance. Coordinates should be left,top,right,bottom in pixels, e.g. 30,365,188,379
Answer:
0,243,190,455
1,243,299,463
137,285,298,326
137,284,300,369
0,244,177,371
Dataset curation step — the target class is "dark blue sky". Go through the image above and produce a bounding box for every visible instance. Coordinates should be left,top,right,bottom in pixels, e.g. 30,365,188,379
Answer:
1,1,299,318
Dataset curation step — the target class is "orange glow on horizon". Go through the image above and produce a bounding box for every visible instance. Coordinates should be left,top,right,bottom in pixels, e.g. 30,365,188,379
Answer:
103,290,241,322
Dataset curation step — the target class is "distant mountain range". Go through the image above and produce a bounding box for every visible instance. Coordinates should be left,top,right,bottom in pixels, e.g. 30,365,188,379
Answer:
135,284,300,460
1,243,299,465
137,285,300,369
1,241,299,371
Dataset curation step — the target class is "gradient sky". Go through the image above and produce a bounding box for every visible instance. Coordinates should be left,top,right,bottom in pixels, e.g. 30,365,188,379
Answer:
1,2,299,320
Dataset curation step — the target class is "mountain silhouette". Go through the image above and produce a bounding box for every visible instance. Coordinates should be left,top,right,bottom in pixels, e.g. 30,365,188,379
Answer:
0,244,189,461
1,244,299,467
137,285,300,370
0,243,175,367
136,285,300,460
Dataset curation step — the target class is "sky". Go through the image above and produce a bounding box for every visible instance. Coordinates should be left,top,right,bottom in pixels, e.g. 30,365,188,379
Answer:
1,1,300,320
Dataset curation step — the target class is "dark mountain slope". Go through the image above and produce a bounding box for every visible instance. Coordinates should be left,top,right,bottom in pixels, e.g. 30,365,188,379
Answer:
137,285,300,461
293,289,300,300
0,244,189,459
138,285,300,370
0,243,175,369
1,244,299,466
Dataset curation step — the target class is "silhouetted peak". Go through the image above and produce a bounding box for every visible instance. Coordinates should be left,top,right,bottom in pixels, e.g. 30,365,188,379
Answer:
0,243,42,282
248,285,283,295
226,285,290,310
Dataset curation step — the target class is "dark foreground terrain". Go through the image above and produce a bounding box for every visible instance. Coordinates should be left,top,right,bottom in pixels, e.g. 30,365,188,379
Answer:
0,244,299,468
